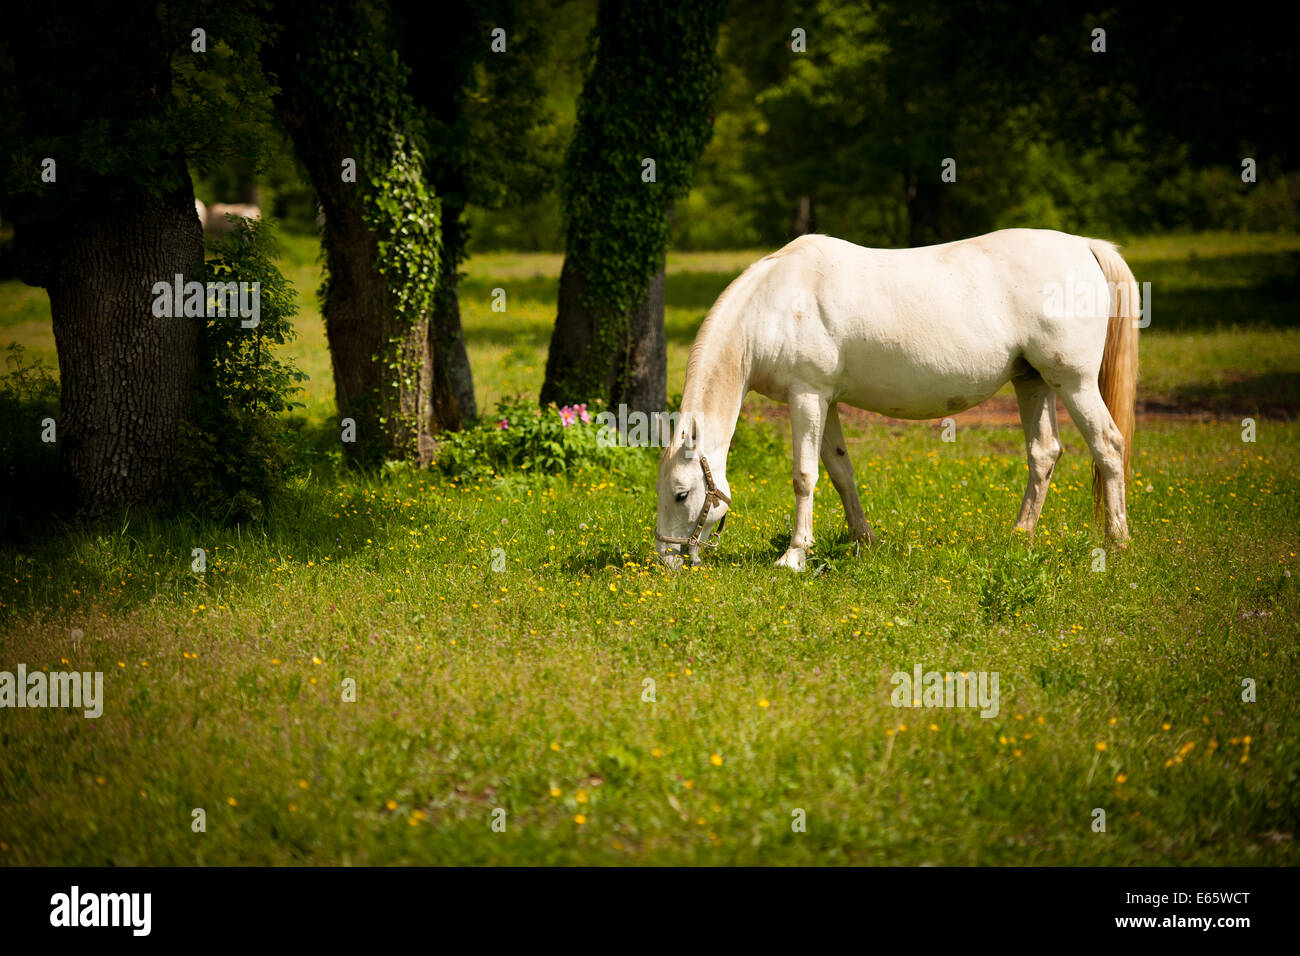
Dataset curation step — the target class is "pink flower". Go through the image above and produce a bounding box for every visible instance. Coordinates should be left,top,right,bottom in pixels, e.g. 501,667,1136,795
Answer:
498,418,509,430
558,406,577,427
575,403,590,424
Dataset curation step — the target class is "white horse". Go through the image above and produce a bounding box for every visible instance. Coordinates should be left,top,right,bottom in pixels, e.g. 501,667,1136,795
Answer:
203,202,262,236
654,228,1140,571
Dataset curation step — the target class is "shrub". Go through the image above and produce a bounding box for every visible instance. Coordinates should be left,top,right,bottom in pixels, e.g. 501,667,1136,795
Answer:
174,217,308,524
433,396,620,478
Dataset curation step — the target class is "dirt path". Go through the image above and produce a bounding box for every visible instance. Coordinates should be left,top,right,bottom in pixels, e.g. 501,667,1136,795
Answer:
746,395,1283,428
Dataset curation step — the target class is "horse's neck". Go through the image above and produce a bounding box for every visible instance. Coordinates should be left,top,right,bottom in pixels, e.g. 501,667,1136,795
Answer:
680,326,749,477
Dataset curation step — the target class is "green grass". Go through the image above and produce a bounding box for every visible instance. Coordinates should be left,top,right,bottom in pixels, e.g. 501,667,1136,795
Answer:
1,231,1298,865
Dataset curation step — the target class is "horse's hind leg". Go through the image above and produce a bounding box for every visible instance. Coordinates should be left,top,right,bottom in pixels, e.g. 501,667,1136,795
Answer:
1056,378,1130,542
776,390,828,572
820,403,877,545
1012,371,1061,535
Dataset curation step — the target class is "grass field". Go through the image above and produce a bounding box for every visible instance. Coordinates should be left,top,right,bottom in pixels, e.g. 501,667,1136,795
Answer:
1,231,1298,865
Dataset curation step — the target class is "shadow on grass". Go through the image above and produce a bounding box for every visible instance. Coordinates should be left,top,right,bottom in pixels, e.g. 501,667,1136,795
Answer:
1134,250,1299,331
0,417,453,621
560,544,653,575
1149,370,1300,419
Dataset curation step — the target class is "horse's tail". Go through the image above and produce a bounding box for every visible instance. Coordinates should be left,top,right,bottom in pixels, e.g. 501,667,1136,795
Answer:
1087,239,1140,521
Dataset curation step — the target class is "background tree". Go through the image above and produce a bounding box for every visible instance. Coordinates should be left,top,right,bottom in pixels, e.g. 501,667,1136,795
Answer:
263,0,448,467
1,1,273,517
679,0,1298,251
540,0,727,415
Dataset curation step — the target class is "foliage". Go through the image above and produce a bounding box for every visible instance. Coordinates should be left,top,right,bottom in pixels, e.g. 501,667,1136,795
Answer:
433,395,619,478
175,218,307,524
300,28,441,329
392,0,560,361
0,1,277,217
673,0,1299,250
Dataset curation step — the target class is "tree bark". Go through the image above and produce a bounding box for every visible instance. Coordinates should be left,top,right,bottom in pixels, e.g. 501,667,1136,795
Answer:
17,190,203,517
614,258,666,415
541,258,604,407
541,255,666,417
430,207,477,423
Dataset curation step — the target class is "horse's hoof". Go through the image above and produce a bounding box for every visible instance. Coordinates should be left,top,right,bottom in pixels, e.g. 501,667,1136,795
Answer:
775,548,807,572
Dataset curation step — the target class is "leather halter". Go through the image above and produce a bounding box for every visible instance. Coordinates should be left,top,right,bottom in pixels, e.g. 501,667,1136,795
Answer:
655,454,731,558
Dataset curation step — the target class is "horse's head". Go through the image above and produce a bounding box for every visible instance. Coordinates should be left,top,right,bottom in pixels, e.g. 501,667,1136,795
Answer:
654,414,731,570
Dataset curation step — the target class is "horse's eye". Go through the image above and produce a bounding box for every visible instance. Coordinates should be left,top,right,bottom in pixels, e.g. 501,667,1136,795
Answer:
674,491,689,503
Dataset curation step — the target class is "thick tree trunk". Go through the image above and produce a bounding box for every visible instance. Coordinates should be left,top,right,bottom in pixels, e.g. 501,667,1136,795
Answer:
541,257,667,416
265,36,455,465
541,0,725,415
541,258,605,407
17,190,203,516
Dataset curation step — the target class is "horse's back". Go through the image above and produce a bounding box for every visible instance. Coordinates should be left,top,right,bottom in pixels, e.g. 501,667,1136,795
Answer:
744,229,1112,417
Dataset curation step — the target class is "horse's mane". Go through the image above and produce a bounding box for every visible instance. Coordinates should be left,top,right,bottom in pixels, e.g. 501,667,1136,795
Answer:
683,254,772,398
683,277,740,394
684,238,818,396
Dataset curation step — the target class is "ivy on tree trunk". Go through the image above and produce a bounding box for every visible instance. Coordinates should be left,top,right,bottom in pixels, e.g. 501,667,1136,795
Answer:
541,0,726,415
264,0,454,467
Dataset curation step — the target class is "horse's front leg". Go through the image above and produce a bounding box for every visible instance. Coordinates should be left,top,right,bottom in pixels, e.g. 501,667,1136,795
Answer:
776,391,828,572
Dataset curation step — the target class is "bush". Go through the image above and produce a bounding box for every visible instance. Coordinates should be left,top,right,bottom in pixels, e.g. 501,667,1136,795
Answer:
433,396,620,478
174,217,308,524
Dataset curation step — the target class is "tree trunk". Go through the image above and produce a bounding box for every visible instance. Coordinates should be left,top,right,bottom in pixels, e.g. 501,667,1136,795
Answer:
430,207,477,424
17,190,203,516
541,258,610,408
541,0,725,414
541,255,666,417
908,179,955,247
614,258,666,415
794,194,818,235
430,279,477,423
265,33,455,466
